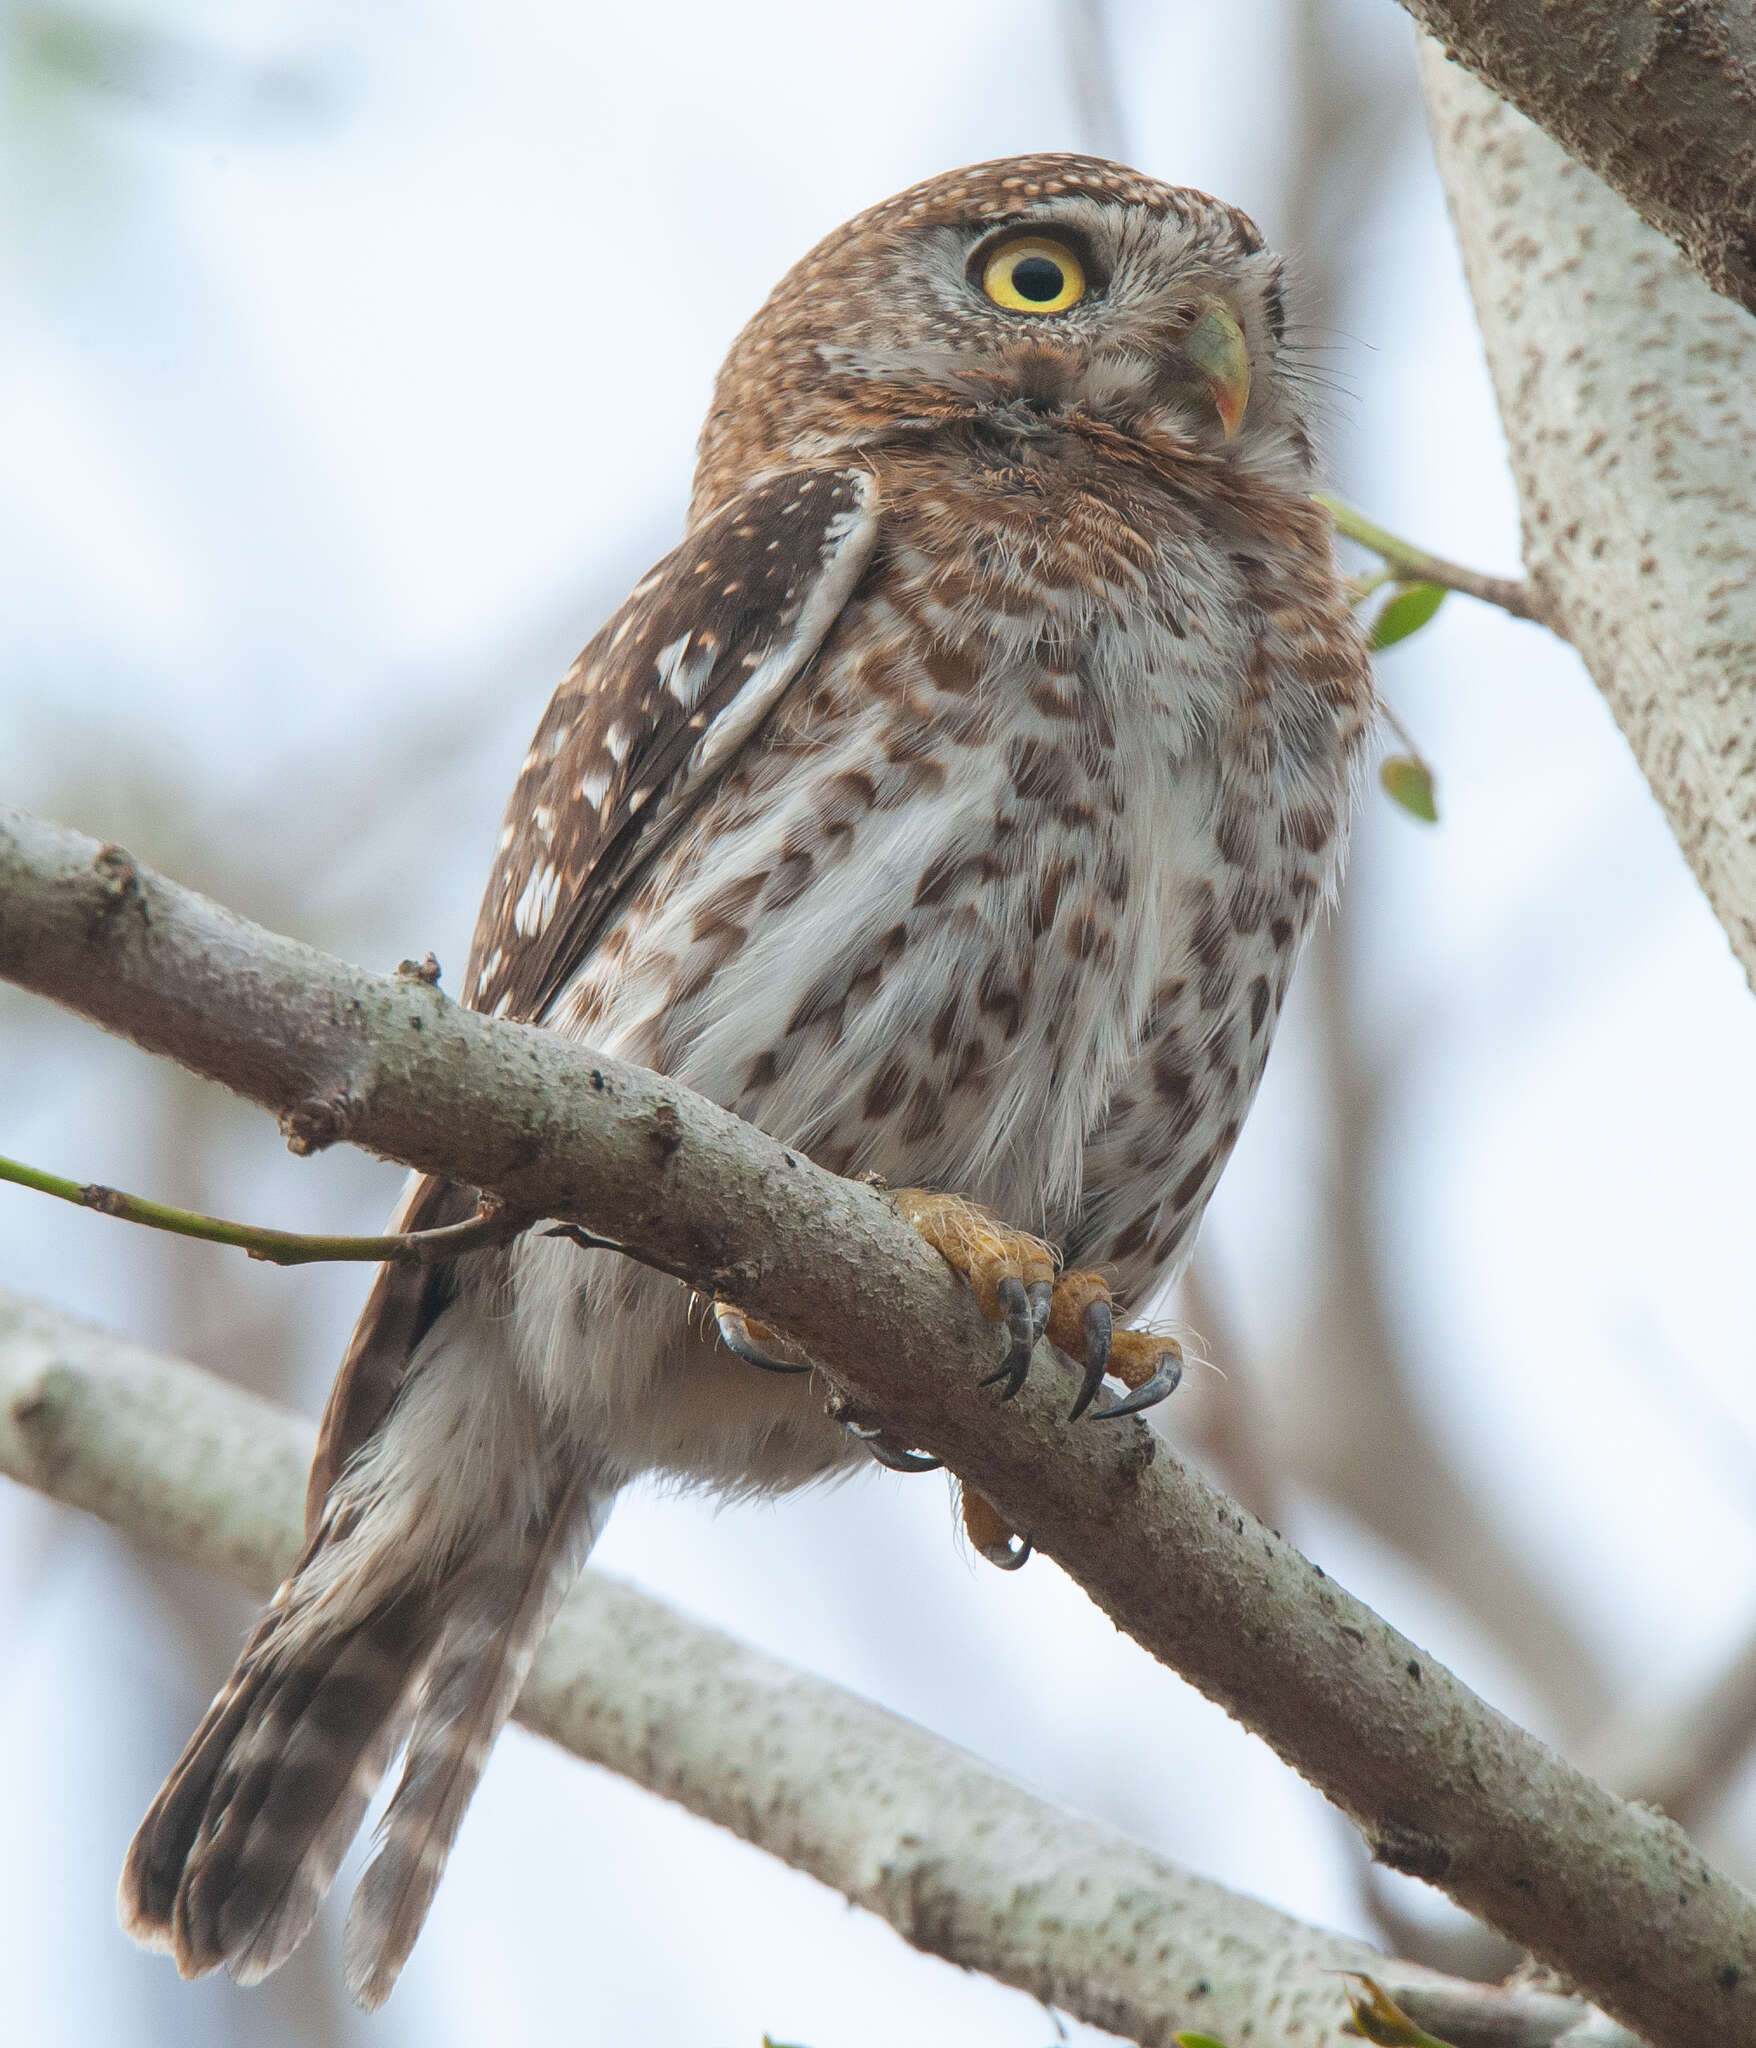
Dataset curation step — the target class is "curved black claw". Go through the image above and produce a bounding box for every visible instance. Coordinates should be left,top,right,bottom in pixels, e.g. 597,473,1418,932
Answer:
1066,1297,1115,1422
865,1441,945,1474
986,1533,1033,1571
979,1274,1039,1401
714,1304,812,1375
1089,1359,1183,1421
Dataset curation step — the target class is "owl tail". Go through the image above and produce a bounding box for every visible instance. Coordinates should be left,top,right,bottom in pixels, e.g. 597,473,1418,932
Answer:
343,1480,602,2008
118,1569,441,1987
120,1260,611,2007
120,1466,604,2005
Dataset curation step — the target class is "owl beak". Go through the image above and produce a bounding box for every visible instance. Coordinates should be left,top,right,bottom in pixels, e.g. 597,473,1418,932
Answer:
1182,299,1251,439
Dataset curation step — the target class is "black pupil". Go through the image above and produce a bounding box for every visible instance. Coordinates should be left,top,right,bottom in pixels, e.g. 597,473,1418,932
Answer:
1010,255,1065,303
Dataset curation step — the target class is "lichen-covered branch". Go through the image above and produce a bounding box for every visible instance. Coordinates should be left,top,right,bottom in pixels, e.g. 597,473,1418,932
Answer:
0,1287,1639,2048
1419,47,1756,993
0,802,1749,2043
1393,0,1756,318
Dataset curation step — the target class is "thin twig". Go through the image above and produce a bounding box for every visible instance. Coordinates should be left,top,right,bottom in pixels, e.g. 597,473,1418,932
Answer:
0,1150,521,1267
1322,493,1553,626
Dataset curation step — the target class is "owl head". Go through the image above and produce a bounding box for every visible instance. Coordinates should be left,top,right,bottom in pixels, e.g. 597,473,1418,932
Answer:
693,153,1312,521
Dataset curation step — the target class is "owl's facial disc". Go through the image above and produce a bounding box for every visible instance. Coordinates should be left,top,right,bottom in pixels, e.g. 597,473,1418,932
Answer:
946,212,1258,444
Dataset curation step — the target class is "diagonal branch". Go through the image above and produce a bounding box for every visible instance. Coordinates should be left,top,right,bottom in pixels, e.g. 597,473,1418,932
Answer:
0,800,1750,2045
0,1286,1640,2048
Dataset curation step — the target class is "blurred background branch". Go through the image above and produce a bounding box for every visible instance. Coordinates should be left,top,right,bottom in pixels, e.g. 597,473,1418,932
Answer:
0,1288,1645,2048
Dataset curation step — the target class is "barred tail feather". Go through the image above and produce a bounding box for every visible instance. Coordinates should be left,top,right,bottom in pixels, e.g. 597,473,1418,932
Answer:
122,1275,611,2005
206,1608,434,1985
119,1588,440,1983
120,1607,287,1953
344,1478,607,2010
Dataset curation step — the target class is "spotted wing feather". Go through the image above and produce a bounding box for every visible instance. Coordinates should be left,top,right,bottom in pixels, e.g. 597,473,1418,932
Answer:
465,464,881,1029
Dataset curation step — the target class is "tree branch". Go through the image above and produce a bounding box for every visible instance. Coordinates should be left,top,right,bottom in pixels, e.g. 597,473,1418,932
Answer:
1419,45,1756,995
1321,496,1552,627
0,1286,1641,2048
1392,0,1756,319
1,801,1750,2044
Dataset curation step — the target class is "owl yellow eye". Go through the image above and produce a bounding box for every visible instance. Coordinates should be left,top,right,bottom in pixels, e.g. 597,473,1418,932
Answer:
980,236,1087,314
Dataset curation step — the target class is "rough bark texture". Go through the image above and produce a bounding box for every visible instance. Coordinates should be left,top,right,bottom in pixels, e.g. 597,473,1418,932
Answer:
0,1287,1640,2048
1,803,1751,2042
1419,44,1756,991
1395,0,1756,317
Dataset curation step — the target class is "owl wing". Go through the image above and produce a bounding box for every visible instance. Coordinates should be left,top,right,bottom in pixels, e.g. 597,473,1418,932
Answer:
306,465,881,1527
466,464,881,1026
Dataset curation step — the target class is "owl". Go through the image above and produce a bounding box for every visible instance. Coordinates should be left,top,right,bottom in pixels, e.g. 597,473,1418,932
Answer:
120,153,1372,2006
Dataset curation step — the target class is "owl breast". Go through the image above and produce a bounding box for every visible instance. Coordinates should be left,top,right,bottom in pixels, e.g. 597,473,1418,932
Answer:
552,446,1366,1279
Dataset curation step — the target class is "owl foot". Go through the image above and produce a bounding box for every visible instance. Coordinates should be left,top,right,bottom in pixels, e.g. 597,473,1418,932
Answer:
1089,1327,1184,1420
825,1395,944,1472
1044,1270,1184,1421
962,1487,1032,1570
713,1302,813,1374
893,1189,1055,1401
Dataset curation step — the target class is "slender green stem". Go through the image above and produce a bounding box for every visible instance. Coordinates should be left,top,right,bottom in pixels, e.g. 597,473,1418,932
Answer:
1377,696,1428,764
1321,494,1553,628
0,1152,521,1266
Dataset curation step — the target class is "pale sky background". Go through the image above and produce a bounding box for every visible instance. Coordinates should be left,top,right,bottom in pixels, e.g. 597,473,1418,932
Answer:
4,2,1756,2044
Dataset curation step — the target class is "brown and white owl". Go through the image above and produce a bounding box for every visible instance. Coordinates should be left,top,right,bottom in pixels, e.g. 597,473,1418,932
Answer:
120,153,1372,2006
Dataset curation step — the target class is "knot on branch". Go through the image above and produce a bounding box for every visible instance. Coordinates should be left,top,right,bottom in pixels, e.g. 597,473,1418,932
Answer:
89,844,149,932
822,1389,880,1433
395,953,443,986
647,1099,684,1165
7,1366,77,1488
280,1090,365,1157
710,1258,763,1297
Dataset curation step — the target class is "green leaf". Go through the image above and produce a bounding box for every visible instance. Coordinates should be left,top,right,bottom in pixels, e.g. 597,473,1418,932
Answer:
1379,755,1438,823
1173,2034,1233,2047
1369,582,1446,652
